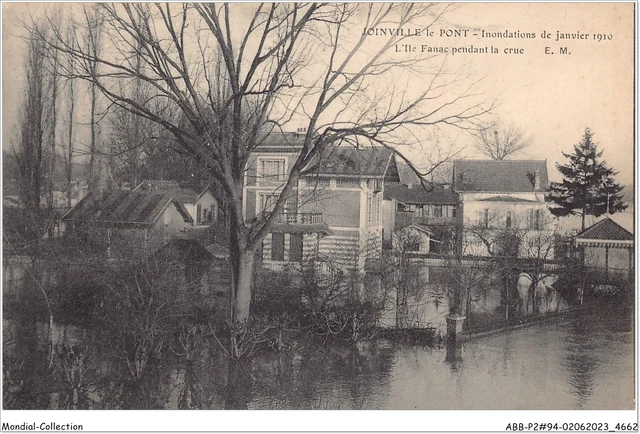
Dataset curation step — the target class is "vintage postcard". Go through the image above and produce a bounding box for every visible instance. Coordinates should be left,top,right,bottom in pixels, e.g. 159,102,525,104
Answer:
1,2,635,432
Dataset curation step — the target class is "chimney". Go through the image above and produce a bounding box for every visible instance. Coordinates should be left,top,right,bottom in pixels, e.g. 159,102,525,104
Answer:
533,168,541,191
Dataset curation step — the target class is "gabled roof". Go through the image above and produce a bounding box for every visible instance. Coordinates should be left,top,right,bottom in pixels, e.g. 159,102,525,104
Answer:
396,160,421,186
576,216,634,241
62,190,193,227
134,180,214,204
383,183,458,205
453,160,548,193
398,223,434,236
303,146,396,179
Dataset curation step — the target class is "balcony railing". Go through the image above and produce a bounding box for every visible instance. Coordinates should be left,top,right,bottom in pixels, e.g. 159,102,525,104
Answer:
396,211,456,228
260,212,323,224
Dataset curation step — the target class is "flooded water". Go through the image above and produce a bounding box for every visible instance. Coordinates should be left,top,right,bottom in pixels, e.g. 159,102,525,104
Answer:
3,301,634,410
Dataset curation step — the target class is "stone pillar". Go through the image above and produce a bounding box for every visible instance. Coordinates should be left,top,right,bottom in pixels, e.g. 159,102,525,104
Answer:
445,314,466,363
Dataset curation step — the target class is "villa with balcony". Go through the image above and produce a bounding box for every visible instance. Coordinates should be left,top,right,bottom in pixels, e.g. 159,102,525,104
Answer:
243,133,400,271
383,177,460,255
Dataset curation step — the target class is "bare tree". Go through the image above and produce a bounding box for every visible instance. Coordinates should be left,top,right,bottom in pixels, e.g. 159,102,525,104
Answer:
45,19,60,211
473,121,532,160
64,23,77,208
38,3,493,354
81,5,104,192
14,26,48,212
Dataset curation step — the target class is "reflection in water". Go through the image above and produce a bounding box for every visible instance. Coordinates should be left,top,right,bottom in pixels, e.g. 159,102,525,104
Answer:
3,303,634,410
563,317,599,408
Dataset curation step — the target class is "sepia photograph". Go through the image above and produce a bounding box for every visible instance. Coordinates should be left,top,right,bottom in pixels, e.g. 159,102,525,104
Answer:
1,1,636,431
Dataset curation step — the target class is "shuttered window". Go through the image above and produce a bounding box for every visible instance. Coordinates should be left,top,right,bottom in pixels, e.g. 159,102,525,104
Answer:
290,234,303,262
271,233,285,261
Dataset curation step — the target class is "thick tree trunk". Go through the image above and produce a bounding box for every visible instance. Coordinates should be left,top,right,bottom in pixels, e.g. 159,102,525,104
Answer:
233,251,255,323
224,358,251,409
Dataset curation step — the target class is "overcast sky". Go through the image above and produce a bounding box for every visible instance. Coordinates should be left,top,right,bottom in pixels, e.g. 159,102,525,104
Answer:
2,3,634,188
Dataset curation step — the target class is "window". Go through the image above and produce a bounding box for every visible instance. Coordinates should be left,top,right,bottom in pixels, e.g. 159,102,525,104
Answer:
196,204,202,224
367,193,373,225
290,234,303,262
506,211,512,228
529,209,542,230
433,205,443,218
210,204,216,222
397,203,408,212
260,158,286,182
477,208,489,228
373,193,379,224
452,207,457,218
271,233,285,261
260,193,279,215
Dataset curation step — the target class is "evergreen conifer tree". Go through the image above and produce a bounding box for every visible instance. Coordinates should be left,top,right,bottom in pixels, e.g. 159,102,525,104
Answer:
546,128,627,231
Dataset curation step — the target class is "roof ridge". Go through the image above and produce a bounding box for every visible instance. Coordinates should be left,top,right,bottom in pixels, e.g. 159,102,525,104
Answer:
454,159,546,163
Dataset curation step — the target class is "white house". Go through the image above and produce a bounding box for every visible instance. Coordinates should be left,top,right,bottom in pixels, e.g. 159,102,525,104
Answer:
453,159,553,257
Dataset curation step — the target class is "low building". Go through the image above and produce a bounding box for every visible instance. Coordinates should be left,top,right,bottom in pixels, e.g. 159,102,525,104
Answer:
134,180,220,226
392,224,435,255
575,216,634,278
61,190,193,258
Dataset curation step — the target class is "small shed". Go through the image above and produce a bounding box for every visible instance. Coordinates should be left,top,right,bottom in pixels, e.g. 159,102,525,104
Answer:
61,190,193,257
575,216,634,277
392,224,435,255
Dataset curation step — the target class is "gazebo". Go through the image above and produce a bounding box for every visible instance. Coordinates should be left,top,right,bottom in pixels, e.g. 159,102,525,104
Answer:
575,216,634,279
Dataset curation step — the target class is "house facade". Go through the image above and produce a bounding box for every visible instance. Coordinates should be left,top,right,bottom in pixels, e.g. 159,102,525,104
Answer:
383,181,460,254
297,146,400,269
243,134,399,271
61,190,193,258
453,160,553,257
134,180,219,226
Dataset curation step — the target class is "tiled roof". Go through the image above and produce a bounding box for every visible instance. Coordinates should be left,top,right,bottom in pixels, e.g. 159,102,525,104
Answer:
134,180,211,204
304,146,394,178
398,223,434,236
576,217,634,241
396,161,421,186
396,159,454,186
477,195,537,202
453,160,548,192
383,183,458,204
257,131,307,148
62,190,193,227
